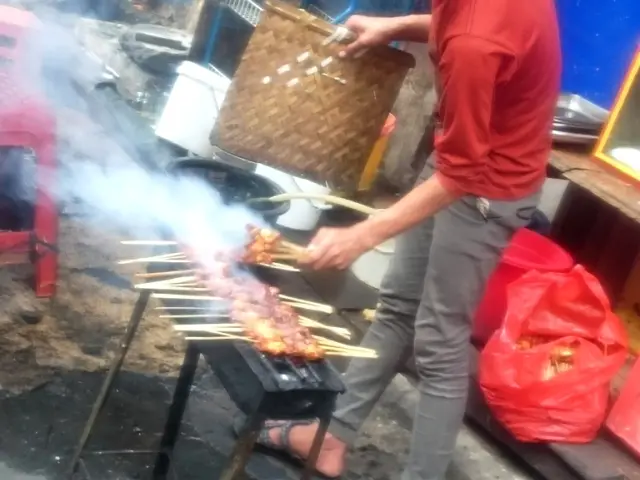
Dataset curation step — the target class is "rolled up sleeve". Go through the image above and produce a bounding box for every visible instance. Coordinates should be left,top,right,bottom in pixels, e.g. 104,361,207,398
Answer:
434,35,505,195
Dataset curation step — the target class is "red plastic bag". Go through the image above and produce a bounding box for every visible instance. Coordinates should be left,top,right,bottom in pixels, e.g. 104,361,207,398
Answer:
479,265,628,443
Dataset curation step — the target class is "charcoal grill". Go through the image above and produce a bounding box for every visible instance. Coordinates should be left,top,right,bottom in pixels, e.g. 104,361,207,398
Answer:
68,263,345,480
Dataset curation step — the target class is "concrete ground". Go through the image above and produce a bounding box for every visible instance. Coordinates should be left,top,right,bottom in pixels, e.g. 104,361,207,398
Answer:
379,374,533,480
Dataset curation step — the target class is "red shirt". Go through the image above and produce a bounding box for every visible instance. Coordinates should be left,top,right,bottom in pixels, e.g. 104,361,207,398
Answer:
429,0,561,200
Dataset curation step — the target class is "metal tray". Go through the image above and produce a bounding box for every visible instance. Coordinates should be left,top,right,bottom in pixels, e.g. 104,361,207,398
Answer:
555,93,609,124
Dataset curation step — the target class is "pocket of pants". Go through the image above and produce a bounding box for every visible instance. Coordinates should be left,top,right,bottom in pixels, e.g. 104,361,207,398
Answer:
480,191,542,230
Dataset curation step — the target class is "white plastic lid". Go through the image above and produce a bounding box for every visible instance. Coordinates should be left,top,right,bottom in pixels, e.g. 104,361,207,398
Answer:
177,61,231,91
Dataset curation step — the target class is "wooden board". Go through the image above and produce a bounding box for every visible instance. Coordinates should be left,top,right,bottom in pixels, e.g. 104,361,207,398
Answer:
550,148,640,224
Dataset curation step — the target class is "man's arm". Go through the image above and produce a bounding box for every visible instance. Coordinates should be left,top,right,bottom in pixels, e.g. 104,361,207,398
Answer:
357,36,504,247
387,14,432,43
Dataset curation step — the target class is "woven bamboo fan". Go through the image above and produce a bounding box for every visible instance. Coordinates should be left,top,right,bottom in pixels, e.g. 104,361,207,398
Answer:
211,0,415,192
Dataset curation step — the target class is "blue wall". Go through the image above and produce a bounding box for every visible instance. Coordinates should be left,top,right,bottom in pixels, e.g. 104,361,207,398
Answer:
556,0,639,109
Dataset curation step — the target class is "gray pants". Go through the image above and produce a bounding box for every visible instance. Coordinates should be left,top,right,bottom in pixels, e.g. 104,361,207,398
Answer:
328,161,540,480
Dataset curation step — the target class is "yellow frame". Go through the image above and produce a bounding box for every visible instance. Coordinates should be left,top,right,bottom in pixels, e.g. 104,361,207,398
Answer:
593,47,640,184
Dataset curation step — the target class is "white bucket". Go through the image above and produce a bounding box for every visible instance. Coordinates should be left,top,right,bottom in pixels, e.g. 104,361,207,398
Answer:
350,238,395,290
155,61,230,158
254,164,331,231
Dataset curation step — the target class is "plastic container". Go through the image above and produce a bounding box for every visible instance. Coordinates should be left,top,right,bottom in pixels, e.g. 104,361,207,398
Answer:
472,228,574,346
155,61,230,158
254,163,331,231
358,114,396,191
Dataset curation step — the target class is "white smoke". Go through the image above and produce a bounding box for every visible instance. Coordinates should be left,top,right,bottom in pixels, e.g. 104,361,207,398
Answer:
6,10,268,261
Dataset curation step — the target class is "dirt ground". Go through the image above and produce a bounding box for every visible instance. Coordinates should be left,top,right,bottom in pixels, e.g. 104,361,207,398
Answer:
0,217,186,395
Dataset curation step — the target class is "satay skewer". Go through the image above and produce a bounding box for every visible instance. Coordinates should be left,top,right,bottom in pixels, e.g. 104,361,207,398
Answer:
182,335,375,357
175,320,349,338
161,314,229,319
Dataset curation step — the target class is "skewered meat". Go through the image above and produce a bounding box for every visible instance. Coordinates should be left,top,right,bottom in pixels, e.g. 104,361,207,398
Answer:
242,225,296,264
179,225,298,266
191,258,324,359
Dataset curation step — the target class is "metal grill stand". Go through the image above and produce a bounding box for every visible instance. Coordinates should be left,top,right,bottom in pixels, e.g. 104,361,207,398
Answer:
68,290,336,480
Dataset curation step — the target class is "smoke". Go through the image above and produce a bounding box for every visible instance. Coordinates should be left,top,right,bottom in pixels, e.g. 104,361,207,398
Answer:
4,9,267,263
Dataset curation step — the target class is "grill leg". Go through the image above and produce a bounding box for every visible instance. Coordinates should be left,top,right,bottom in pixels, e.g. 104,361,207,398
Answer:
152,342,200,479
67,290,151,478
219,410,266,480
301,399,336,480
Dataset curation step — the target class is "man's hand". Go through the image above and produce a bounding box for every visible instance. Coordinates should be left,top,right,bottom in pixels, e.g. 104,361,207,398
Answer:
341,14,433,57
300,224,374,270
340,15,398,57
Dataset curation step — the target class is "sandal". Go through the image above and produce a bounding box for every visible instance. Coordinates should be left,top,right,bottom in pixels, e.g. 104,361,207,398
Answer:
232,414,313,454
231,414,339,479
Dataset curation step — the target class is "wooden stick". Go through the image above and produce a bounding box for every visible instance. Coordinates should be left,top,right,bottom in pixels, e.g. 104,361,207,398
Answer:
298,316,350,337
174,322,237,327
321,346,377,356
184,336,250,341
118,252,186,265
138,276,196,287
325,351,378,358
121,240,179,246
279,295,331,309
123,258,192,265
136,285,209,292
318,342,376,354
155,306,211,310
143,259,192,264
136,269,196,279
160,314,228,319
257,262,300,272
152,293,225,301
182,327,243,334
281,240,305,253
283,301,333,314
300,321,350,339
270,254,300,261
314,336,373,352
154,275,199,285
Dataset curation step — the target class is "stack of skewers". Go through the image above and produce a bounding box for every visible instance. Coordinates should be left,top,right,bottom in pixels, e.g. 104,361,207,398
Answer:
118,225,377,361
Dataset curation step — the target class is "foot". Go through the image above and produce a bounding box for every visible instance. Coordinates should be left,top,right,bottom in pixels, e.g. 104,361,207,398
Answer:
265,421,347,478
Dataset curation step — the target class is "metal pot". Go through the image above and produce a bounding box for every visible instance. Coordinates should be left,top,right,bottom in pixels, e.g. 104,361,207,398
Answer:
166,156,290,224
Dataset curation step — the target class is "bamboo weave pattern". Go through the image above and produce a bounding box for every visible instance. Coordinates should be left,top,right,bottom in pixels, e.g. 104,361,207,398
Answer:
212,0,415,192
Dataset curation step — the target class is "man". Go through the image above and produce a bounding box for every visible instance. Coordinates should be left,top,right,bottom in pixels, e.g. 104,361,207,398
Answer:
244,1,561,478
